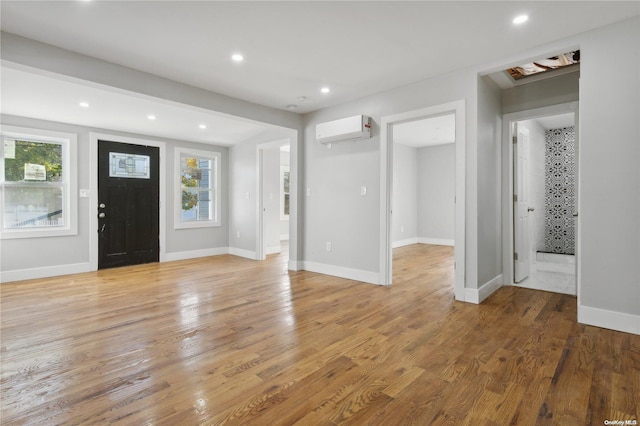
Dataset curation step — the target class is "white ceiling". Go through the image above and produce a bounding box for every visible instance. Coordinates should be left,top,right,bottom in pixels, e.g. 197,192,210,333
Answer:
394,114,455,148
0,66,280,146
1,2,638,144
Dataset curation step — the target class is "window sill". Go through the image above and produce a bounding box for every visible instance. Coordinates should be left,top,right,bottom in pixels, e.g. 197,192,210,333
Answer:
174,221,221,230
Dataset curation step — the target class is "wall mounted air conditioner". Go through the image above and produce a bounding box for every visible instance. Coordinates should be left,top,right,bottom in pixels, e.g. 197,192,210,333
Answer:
316,115,371,144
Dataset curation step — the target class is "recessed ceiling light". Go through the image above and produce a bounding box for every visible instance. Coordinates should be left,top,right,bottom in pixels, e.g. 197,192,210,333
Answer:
321,87,330,94
286,105,298,111
231,53,244,62
147,114,156,120
513,15,529,25
79,101,90,108
199,124,207,129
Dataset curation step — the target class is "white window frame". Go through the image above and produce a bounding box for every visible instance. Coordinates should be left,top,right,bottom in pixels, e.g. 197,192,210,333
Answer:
174,147,221,229
0,125,77,240
280,164,290,220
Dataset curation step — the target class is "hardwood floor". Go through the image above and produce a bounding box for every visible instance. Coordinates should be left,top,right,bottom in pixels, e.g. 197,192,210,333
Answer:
1,244,638,425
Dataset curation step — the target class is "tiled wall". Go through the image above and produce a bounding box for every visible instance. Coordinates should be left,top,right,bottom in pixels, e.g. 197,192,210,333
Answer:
544,126,576,254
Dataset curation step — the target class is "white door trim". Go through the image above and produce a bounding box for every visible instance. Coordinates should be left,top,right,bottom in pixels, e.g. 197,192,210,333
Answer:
501,102,579,288
380,99,466,301
89,132,167,271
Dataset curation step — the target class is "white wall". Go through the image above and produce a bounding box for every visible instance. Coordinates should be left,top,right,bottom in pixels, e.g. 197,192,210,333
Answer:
392,143,418,246
0,114,229,280
476,75,503,287
578,17,640,333
417,143,455,243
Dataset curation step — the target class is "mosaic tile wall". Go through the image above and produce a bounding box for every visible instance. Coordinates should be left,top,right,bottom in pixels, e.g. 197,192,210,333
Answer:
544,126,576,254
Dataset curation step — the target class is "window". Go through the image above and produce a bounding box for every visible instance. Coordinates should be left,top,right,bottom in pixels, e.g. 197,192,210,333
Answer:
175,148,221,229
280,164,290,220
1,126,77,239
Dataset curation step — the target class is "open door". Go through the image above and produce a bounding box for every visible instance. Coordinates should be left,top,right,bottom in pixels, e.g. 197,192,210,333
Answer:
513,123,531,283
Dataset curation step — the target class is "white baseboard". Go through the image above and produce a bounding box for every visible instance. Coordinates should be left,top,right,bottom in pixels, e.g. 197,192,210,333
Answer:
302,261,381,285
266,245,281,255
578,304,640,335
465,274,503,304
164,247,229,262
228,247,257,260
418,237,455,246
392,237,418,248
1,262,91,284
280,234,289,241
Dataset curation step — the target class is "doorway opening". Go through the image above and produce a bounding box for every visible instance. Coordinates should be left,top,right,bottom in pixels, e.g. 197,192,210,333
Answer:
257,138,290,262
380,100,465,300
505,104,578,295
390,114,456,287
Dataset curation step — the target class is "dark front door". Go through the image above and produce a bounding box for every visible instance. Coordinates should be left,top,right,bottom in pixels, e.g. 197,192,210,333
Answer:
98,140,159,269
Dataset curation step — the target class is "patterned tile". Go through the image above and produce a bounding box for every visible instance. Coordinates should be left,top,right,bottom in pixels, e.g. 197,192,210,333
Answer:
544,127,575,254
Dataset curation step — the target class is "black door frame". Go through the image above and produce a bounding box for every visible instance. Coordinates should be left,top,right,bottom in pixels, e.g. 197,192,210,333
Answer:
89,133,166,271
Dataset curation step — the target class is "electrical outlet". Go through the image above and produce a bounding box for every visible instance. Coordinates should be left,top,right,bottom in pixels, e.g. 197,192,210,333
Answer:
361,185,367,196
245,192,250,200
236,231,241,239
326,242,332,252
400,225,404,233
307,188,311,196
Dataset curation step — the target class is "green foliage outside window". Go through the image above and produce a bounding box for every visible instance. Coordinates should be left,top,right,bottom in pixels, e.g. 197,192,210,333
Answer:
181,157,200,211
3,140,62,182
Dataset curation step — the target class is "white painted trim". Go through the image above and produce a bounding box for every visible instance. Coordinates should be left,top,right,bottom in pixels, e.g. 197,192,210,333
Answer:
578,305,640,335
164,247,229,262
266,245,281,255
417,237,455,246
280,234,289,241
229,247,257,260
303,261,381,285
392,237,418,248
380,100,466,302
89,132,167,270
465,274,503,304
1,262,91,283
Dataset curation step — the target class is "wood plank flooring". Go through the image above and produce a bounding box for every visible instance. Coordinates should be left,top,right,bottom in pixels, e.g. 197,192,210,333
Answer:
1,244,638,425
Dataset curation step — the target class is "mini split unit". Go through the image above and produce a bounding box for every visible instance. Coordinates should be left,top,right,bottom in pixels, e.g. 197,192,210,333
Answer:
316,115,371,144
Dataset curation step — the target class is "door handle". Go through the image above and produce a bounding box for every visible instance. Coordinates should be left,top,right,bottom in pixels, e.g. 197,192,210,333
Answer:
527,207,535,212
98,212,106,219
99,203,106,209
573,212,578,217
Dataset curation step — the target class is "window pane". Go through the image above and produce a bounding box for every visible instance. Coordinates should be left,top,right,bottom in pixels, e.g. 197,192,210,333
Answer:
3,139,63,182
283,170,290,194
180,156,213,222
3,185,64,228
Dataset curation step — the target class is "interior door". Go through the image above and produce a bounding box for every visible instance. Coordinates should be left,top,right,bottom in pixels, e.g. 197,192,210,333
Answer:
513,123,531,283
98,140,159,269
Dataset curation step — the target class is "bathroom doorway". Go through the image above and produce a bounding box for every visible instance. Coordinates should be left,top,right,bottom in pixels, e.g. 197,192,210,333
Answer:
511,110,577,295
